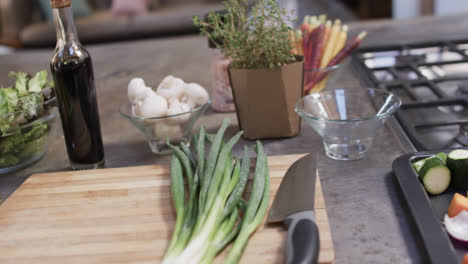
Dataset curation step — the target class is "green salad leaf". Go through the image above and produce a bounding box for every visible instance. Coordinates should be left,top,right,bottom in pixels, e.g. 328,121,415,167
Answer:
8,71,28,96
0,87,19,115
0,154,20,167
0,71,52,134
0,70,54,168
21,93,44,119
28,70,48,93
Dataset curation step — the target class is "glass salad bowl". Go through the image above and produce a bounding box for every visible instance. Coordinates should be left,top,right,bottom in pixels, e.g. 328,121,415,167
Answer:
295,88,401,160
119,99,211,154
0,92,58,173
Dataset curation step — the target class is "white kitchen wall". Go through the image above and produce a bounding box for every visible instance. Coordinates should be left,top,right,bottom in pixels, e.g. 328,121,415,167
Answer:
393,0,420,19
435,0,468,15
393,0,468,19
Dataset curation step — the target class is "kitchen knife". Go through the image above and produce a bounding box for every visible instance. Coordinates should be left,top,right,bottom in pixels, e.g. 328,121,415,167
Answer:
268,154,319,264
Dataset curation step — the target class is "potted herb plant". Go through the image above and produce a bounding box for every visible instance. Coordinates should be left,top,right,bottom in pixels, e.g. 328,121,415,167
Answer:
194,0,303,139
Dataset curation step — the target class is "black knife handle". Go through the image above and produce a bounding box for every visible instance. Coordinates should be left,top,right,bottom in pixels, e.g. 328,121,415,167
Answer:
284,210,320,264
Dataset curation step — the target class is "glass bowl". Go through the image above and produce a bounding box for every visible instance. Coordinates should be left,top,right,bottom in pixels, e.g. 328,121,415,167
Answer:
304,60,348,94
0,94,58,173
295,88,401,160
119,99,211,154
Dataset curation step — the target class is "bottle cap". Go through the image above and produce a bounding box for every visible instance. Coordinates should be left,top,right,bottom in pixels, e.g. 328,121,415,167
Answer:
50,0,71,8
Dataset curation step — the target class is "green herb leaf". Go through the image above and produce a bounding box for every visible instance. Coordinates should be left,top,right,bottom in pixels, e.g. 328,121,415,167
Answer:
194,0,296,69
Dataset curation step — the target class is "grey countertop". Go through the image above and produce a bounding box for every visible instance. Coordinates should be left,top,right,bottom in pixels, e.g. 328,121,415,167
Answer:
2,13,468,264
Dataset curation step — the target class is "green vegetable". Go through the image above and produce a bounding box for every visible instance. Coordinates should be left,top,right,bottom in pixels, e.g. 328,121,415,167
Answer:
8,72,28,96
0,123,48,155
1,70,52,134
18,137,45,159
0,124,49,168
418,156,451,195
199,119,230,213
0,87,19,115
221,146,250,221
224,141,270,264
21,93,44,119
0,88,20,132
0,70,54,168
28,70,48,93
165,154,185,257
0,154,19,167
412,152,447,174
180,141,197,168
447,149,468,189
162,119,270,264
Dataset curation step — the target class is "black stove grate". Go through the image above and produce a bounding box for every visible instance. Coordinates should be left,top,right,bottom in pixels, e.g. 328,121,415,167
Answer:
353,40,468,151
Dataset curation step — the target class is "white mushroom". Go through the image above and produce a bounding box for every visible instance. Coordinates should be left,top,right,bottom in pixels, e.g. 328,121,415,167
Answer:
166,98,191,124
133,100,143,116
153,122,183,141
134,90,168,118
156,75,185,101
184,82,209,107
179,94,197,109
128,78,148,102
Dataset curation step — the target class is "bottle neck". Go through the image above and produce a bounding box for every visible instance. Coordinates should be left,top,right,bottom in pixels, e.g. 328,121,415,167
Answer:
52,6,79,47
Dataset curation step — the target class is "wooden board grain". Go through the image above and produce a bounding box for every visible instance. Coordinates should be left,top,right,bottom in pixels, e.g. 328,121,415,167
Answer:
0,154,334,264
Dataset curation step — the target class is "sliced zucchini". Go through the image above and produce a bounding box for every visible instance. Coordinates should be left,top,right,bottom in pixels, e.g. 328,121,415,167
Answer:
412,152,447,174
447,149,468,189
418,157,451,195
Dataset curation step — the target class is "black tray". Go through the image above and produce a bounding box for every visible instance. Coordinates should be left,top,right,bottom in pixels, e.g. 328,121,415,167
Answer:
393,149,468,264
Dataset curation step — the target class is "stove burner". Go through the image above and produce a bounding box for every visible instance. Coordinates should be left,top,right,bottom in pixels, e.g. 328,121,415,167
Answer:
396,54,426,66
355,40,468,150
457,84,468,96
456,126,468,145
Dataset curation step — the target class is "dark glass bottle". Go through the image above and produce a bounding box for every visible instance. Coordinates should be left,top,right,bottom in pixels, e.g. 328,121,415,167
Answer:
49,0,104,169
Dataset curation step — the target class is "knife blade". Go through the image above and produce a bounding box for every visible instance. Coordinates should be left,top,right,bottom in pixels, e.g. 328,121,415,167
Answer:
268,153,320,264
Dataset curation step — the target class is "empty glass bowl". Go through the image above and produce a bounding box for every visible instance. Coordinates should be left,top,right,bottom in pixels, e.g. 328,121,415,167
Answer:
119,100,211,154
295,88,401,160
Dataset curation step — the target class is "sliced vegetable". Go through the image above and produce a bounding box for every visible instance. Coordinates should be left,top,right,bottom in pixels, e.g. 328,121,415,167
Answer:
444,210,468,242
418,156,451,195
412,152,447,174
447,193,468,218
463,253,468,264
447,149,468,189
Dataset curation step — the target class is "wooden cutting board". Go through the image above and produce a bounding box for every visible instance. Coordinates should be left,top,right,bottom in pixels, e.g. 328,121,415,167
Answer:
0,154,334,264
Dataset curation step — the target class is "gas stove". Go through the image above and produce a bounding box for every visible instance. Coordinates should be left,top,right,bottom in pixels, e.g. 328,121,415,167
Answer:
353,40,468,151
